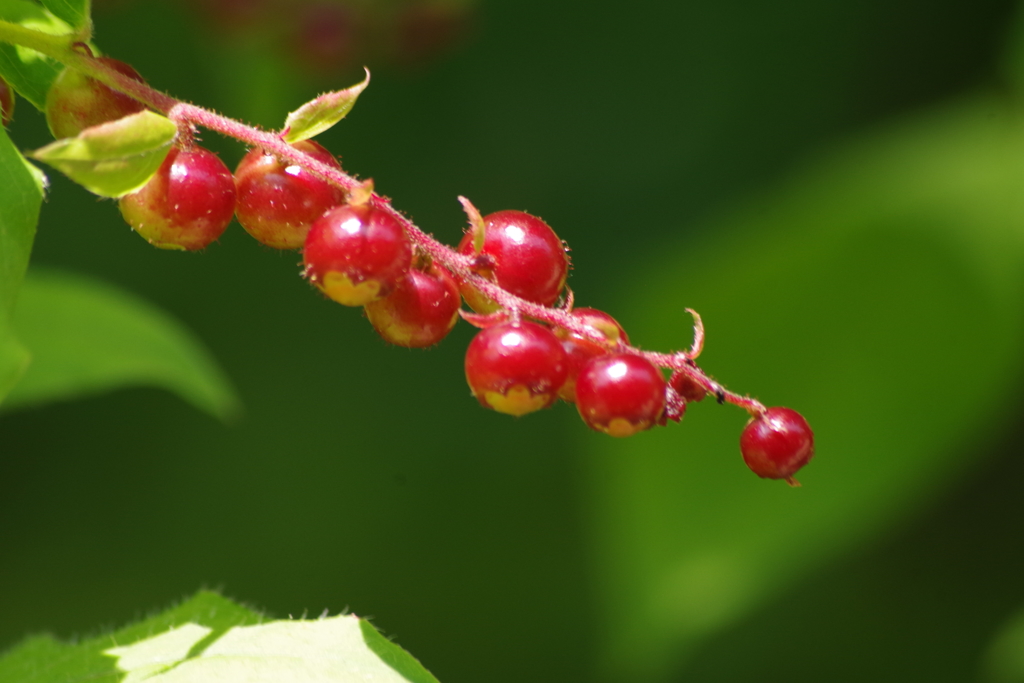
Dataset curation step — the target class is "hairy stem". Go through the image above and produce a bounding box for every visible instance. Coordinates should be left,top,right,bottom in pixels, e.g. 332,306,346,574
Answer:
0,30,767,417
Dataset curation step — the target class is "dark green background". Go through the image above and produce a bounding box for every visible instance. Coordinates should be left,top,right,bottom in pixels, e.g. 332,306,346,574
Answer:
3,1,1024,681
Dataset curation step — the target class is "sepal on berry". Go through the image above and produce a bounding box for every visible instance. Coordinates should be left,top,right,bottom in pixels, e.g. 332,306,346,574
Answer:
31,110,176,197
458,195,486,255
458,307,510,329
349,178,374,206
282,68,370,143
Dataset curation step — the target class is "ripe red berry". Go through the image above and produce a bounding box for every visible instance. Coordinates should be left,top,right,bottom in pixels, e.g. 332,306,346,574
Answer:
553,307,629,403
739,407,814,482
45,57,146,139
0,75,15,127
575,353,666,437
304,204,412,306
456,210,569,312
364,263,460,347
118,146,237,251
234,140,346,249
464,321,568,416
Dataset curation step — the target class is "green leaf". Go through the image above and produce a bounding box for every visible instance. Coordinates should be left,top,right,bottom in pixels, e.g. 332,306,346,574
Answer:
0,592,266,683
282,68,369,143
587,96,1024,681
2,268,241,420
0,121,44,403
982,604,1024,683
359,620,441,683
0,591,442,683
30,109,175,197
38,0,90,32
0,1,75,110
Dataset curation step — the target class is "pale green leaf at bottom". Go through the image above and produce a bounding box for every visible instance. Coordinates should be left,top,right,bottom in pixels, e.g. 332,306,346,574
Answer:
106,616,439,683
0,592,441,683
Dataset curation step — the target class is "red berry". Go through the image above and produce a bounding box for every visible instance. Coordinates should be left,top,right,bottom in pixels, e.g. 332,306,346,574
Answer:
575,353,666,437
234,139,346,249
0,75,15,127
669,371,707,403
553,307,629,403
739,407,814,482
45,57,146,139
118,146,236,251
364,263,461,347
464,321,568,416
304,204,412,306
456,210,569,312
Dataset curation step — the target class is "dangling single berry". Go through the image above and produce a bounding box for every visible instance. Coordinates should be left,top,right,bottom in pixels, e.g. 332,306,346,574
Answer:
464,321,568,416
553,307,629,403
45,57,147,139
0,75,15,127
304,204,412,306
234,139,346,249
118,146,237,251
575,353,666,437
364,263,460,347
456,209,569,312
739,407,814,483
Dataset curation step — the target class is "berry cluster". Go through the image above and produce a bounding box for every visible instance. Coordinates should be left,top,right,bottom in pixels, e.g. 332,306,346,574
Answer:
28,52,815,483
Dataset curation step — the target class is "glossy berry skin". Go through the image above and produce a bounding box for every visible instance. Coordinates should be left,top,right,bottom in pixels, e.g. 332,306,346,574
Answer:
464,321,568,417
234,139,346,249
45,57,146,139
456,210,569,312
364,264,460,347
118,146,236,251
304,204,412,306
0,75,14,127
554,308,629,403
575,354,666,437
740,407,814,482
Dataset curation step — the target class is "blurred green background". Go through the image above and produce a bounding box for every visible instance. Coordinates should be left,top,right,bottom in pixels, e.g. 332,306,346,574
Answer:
4,0,1024,681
